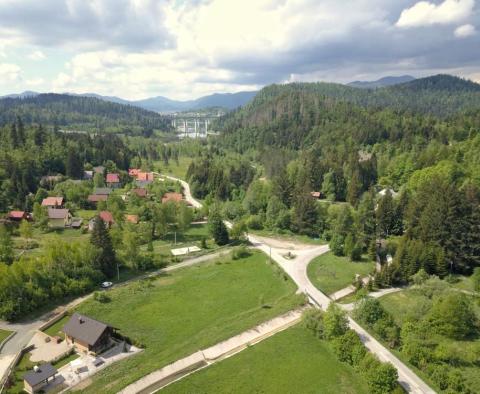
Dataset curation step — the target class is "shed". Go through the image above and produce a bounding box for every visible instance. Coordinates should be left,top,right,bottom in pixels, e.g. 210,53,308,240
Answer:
23,363,57,394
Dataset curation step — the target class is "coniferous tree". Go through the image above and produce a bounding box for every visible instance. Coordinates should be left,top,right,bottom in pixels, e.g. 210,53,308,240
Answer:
0,225,14,264
90,216,116,278
66,147,83,179
208,210,229,246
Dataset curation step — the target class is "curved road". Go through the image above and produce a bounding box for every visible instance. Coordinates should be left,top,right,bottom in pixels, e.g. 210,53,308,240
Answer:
167,174,435,394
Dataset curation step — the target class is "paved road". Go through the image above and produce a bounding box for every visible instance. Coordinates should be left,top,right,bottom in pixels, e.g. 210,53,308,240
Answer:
166,174,435,394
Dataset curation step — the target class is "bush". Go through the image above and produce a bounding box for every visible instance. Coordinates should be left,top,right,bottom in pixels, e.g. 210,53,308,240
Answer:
302,309,324,338
246,215,263,230
232,245,251,260
93,291,111,303
324,303,348,339
354,297,386,326
332,329,366,366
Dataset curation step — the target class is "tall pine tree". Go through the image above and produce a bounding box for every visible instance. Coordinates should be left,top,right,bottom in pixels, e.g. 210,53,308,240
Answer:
90,216,116,278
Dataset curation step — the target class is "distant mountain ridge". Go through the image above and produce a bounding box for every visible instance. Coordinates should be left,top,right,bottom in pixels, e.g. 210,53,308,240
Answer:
0,90,258,113
347,75,416,88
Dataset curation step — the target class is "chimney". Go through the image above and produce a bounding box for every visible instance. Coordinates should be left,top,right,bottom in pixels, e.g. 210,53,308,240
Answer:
78,316,84,324
33,365,40,372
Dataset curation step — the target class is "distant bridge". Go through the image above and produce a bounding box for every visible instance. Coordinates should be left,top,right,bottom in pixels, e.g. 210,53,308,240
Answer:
171,112,223,139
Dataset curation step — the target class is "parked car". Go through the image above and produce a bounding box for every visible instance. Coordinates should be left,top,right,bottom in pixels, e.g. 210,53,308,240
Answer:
101,281,113,288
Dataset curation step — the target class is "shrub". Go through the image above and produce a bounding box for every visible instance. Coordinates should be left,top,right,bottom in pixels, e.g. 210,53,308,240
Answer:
302,309,325,338
324,303,348,339
332,329,366,366
232,246,251,260
93,291,111,303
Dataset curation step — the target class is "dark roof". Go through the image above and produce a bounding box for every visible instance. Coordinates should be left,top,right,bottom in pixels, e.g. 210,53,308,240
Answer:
24,363,57,386
94,187,113,195
62,313,112,346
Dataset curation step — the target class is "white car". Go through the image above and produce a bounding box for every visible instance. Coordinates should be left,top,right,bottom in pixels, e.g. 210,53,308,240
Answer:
101,281,113,288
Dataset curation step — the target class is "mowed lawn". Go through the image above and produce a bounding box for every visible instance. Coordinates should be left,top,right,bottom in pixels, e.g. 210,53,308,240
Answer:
307,252,374,295
163,325,370,394
77,251,302,393
0,329,12,343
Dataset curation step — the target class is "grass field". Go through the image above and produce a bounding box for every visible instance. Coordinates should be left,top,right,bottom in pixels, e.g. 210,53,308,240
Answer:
307,252,374,295
250,229,327,245
162,325,370,394
157,156,192,180
140,223,217,257
75,250,303,393
43,315,71,337
0,329,12,343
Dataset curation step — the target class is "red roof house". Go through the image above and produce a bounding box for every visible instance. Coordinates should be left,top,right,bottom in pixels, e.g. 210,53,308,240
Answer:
137,172,154,182
99,211,114,225
162,192,183,204
128,168,140,177
8,211,29,221
41,197,64,207
106,173,120,183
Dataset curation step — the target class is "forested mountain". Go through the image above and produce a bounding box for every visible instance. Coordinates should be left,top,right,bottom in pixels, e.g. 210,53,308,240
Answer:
0,90,258,113
347,75,415,88
219,75,480,128
0,94,171,134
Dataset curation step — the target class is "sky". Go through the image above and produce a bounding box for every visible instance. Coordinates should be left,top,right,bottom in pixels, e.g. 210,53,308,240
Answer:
0,0,479,100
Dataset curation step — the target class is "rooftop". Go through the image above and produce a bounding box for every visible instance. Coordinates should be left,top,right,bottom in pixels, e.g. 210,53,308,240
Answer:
162,192,183,204
48,208,70,220
62,313,112,346
106,173,120,183
24,363,57,387
41,197,63,207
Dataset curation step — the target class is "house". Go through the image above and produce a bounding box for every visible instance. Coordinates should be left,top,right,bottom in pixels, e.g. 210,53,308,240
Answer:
88,194,108,204
137,172,154,182
128,168,140,177
84,170,93,180
93,187,113,196
99,211,114,227
7,210,29,222
125,214,139,224
48,208,72,228
62,313,115,355
23,363,58,394
41,197,64,208
106,173,121,188
162,192,183,204
310,191,323,199
131,188,147,198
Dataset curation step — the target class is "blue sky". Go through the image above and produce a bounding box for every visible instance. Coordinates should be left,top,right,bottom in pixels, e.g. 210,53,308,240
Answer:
0,0,478,100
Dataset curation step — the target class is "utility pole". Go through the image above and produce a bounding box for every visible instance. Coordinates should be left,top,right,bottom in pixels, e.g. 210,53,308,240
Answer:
175,231,177,245
117,263,120,281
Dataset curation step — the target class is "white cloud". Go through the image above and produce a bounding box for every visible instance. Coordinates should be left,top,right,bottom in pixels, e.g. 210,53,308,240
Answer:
0,62,21,82
28,49,46,60
396,0,474,28
25,77,44,86
454,23,477,37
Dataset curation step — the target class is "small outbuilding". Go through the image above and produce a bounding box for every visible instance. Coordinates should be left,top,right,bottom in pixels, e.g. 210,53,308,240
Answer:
162,192,183,204
106,173,121,188
47,208,71,228
62,313,115,355
7,211,29,222
23,363,58,394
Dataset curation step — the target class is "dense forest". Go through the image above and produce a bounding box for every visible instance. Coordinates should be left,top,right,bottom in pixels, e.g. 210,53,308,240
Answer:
196,75,480,282
0,94,172,134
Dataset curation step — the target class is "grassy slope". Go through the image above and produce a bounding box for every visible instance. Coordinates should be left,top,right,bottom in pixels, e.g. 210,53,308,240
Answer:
77,251,302,393
307,252,374,295
0,329,12,343
163,325,370,394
